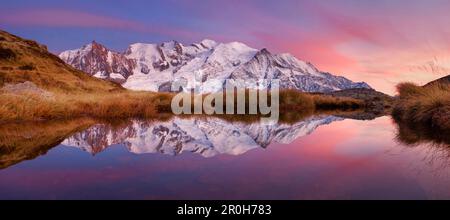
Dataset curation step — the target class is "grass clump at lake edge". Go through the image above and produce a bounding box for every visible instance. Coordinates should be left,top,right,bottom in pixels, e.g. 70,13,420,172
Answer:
0,90,174,122
392,82,450,131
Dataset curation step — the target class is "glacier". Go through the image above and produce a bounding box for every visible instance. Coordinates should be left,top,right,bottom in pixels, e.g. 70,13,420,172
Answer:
59,39,371,93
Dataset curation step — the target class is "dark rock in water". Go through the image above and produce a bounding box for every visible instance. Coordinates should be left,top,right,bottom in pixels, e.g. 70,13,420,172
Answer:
333,110,386,121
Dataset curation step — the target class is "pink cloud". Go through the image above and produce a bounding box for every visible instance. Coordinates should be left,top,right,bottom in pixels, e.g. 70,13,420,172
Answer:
0,8,198,39
252,31,357,73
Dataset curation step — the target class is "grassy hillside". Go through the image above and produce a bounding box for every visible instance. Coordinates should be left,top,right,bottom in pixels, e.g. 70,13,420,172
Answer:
0,30,122,93
0,30,174,122
424,75,450,87
392,76,450,131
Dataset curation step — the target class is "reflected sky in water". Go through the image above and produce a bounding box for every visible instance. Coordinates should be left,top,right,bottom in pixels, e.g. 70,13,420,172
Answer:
0,116,449,199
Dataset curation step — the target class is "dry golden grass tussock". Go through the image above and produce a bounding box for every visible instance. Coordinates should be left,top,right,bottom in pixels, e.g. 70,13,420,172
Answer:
0,90,175,122
393,82,450,131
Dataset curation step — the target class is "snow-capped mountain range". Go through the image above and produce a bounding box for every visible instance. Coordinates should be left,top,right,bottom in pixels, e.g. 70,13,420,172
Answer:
62,115,343,157
59,40,371,93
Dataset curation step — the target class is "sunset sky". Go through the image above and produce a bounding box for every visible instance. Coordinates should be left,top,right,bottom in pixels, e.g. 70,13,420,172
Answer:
1,0,450,94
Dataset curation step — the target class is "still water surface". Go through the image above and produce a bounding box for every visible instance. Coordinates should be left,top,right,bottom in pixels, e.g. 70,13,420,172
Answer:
0,115,449,199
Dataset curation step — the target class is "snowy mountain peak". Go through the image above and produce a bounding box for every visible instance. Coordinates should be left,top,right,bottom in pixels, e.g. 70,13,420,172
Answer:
199,39,218,48
90,40,103,47
258,48,271,55
206,42,258,66
90,41,110,54
59,40,135,82
59,39,372,93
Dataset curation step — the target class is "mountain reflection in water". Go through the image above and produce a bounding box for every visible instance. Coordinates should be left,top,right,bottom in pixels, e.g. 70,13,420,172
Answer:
0,113,346,168
1,110,448,170
63,115,343,157
1,112,450,199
